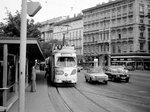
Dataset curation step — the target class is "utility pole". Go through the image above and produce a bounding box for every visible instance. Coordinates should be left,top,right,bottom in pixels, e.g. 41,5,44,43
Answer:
60,24,71,46
19,1,41,112
19,0,27,112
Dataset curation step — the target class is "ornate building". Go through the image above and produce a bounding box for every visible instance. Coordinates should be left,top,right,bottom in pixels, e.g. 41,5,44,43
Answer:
38,16,67,42
82,0,150,69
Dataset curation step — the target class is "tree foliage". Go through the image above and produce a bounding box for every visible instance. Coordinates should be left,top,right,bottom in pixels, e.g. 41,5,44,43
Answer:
40,39,63,58
1,10,41,38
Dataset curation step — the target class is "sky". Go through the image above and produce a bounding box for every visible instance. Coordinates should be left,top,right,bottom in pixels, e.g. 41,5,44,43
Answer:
0,0,109,23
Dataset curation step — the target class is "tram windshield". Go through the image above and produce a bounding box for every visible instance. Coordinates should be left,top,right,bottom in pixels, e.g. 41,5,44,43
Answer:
56,57,76,67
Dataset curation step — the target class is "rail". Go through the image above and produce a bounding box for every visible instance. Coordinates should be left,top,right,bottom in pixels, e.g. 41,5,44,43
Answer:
0,83,16,91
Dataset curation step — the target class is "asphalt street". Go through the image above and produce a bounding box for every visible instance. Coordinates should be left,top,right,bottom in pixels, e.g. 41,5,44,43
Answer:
9,70,150,112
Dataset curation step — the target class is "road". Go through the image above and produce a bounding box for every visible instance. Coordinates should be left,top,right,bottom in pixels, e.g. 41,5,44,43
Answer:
47,70,150,112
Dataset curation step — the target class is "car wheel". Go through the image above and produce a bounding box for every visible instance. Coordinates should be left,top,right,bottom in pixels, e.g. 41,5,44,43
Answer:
111,76,115,82
126,78,129,82
90,78,92,83
85,76,88,82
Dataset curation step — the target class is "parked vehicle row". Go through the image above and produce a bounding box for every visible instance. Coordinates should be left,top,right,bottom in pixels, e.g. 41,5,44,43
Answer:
82,65,130,85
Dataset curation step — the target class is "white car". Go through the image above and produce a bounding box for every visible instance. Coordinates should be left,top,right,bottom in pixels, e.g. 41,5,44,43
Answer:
85,67,108,84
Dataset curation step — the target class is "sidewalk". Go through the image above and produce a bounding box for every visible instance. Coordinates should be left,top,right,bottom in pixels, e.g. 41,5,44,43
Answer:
8,71,55,112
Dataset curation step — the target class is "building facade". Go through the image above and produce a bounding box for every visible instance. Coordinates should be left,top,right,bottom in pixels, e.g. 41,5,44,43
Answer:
53,15,84,62
38,16,67,42
82,0,150,69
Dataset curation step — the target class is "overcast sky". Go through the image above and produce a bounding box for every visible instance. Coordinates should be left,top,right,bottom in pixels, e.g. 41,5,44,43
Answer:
0,0,109,23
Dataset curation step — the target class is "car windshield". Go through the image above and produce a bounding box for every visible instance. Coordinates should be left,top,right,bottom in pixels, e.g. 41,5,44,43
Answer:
110,66,124,69
56,57,76,67
91,67,104,73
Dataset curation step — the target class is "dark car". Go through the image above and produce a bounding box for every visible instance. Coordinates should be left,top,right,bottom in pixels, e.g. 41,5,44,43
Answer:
105,66,130,82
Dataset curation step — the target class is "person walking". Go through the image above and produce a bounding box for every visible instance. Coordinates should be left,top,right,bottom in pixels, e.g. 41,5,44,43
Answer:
44,64,48,78
31,64,37,92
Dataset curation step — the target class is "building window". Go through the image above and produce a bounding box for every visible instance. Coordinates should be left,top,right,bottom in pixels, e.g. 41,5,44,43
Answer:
128,3,133,11
139,4,144,13
140,42,144,51
118,45,121,53
140,18,144,23
123,43,127,52
118,34,121,39
128,16,133,23
140,32,144,38
148,41,150,52
129,43,133,52
148,28,150,39
112,45,115,53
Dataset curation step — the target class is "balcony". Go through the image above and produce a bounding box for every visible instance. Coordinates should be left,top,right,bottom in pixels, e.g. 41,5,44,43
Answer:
111,39,116,43
122,38,128,42
122,12,127,17
139,36,145,40
139,25,145,31
128,37,134,42
117,14,121,18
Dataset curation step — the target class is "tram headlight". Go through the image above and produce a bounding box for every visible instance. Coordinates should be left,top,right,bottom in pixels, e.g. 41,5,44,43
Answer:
55,70,64,75
71,69,76,75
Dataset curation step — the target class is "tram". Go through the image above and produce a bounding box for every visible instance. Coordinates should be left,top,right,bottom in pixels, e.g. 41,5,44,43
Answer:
48,45,77,85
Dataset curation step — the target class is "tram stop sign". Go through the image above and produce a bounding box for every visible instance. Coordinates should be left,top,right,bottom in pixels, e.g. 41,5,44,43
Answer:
27,2,42,17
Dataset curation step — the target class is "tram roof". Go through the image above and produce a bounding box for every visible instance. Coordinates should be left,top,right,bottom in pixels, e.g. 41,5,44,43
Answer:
53,46,76,54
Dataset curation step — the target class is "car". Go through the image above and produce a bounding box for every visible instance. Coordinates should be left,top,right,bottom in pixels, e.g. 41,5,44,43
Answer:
105,66,130,82
126,65,134,71
84,66,108,84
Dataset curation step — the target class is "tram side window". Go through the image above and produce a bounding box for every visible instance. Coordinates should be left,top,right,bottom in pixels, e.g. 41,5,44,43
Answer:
0,62,3,88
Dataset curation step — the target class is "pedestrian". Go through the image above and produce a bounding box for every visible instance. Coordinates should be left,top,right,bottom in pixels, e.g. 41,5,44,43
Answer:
31,64,37,92
44,64,48,78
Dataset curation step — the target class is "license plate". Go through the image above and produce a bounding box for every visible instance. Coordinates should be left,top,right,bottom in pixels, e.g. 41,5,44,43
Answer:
121,77,126,79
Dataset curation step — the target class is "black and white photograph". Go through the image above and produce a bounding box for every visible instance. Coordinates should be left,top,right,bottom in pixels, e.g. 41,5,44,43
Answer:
0,0,150,112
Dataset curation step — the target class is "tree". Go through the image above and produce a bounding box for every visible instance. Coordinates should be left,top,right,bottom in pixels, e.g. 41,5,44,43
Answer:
1,10,41,38
40,39,63,58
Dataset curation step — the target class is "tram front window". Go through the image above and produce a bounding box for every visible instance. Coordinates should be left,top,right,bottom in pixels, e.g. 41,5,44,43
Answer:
56,57,76,67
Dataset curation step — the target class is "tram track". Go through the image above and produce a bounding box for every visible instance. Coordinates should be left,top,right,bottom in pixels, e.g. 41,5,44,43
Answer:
48,82,150,112
49,85,114,112
47,84,74,112
55,87,74,112
73,86,112,112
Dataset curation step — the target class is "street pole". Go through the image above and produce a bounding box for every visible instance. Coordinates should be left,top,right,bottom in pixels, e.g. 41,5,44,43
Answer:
62,33,65,46
19,0,27,112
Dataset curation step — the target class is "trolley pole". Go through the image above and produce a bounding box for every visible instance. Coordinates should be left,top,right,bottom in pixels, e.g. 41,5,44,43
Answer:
19,0,27,112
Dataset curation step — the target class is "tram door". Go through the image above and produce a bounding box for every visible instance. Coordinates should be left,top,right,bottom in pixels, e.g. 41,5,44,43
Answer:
0,61,3,106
